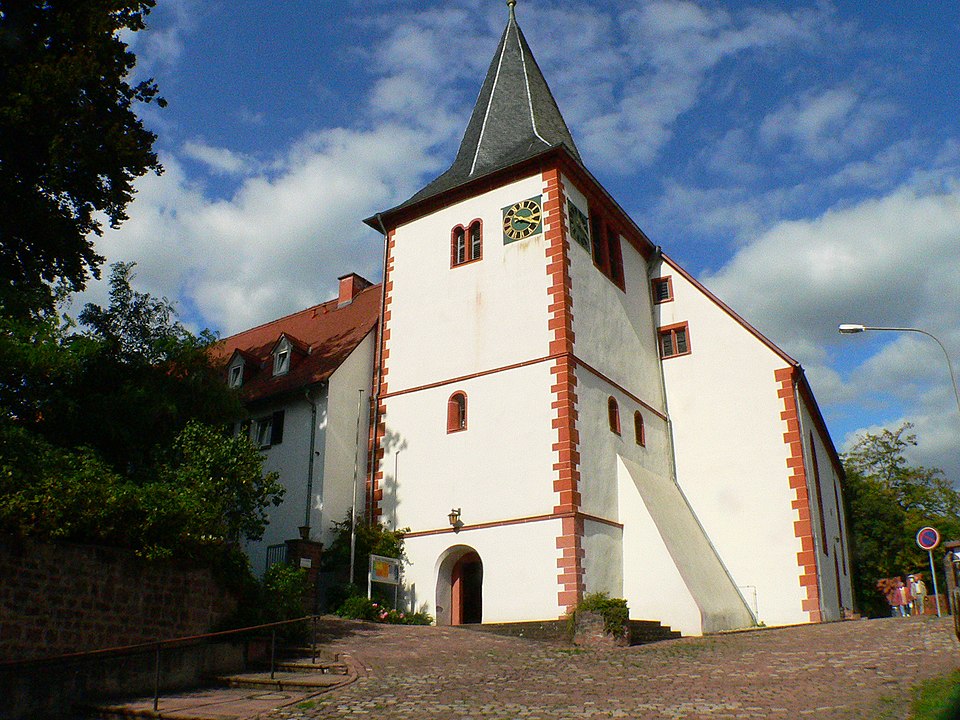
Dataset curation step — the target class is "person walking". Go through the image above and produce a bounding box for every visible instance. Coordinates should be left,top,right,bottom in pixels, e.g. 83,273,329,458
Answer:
910,574,928,616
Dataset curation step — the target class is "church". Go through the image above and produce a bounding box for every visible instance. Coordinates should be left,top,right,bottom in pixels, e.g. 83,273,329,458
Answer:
220,0,852,637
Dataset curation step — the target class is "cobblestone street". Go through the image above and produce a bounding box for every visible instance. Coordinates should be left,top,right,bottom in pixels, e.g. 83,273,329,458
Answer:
270,616,959,720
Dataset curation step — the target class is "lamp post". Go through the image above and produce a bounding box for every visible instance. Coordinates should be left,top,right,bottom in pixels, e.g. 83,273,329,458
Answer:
837,324,960,417
839,323,960,618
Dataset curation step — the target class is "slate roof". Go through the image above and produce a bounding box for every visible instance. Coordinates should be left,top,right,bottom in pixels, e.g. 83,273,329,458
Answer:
371,4,581,220
213,283,380,404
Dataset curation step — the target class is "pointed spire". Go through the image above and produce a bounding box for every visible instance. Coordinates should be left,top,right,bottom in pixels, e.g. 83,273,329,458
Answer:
399,1,581,208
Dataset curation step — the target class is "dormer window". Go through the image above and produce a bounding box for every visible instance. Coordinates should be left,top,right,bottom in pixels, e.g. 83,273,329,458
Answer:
274,349,289,375
273,338,292,376
229,363,243,388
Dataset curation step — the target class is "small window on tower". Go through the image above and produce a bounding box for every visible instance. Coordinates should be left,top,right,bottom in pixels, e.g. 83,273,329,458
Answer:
659,323,691,359
608,397,621,435
634,412,645,446
451,221,482,267
447,392,468,433
651,276,673,304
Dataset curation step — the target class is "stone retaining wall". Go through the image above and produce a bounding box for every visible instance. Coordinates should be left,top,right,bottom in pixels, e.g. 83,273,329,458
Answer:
0,541,238,662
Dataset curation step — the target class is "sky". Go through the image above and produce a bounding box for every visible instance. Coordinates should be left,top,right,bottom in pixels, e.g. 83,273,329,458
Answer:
85,0,960,483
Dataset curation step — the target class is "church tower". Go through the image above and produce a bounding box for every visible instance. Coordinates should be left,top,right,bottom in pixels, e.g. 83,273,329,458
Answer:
364,1,849,633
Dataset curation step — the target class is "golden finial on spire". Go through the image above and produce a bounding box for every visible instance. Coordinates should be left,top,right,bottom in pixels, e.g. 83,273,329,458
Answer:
507,0,517,21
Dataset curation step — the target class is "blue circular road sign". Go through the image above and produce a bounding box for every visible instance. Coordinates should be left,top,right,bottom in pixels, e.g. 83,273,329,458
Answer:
917,526,941,551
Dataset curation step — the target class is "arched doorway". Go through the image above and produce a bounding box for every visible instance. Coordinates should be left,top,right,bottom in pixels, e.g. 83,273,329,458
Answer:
435,546,483,625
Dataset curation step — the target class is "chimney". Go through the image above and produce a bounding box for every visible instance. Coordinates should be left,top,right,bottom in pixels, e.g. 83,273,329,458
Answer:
338,273,372,307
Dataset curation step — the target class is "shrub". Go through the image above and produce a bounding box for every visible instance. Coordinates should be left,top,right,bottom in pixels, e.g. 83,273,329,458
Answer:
335,596,432,625
572,592,629,638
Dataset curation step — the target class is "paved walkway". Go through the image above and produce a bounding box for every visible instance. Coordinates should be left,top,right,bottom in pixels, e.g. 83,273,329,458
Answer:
263,616,959,720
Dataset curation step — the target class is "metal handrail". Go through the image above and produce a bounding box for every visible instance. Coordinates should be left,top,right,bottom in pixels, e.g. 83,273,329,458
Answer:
0,614,325,712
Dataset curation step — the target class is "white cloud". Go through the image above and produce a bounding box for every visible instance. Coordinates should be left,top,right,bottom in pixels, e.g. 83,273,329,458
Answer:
182,141,256,176
759,86,896,163
558,0,828,171
93,123,440,335
701,181,960,479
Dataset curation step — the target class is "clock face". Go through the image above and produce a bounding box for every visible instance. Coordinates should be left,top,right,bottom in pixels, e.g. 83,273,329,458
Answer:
568,200,590,251
502,196,543,243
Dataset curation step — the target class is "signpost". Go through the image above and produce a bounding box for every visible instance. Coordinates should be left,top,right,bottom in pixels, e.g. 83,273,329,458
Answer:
368,554,401,608
916,526,942,617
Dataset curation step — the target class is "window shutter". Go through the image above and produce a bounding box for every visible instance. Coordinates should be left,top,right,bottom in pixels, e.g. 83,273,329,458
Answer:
271,410,285,445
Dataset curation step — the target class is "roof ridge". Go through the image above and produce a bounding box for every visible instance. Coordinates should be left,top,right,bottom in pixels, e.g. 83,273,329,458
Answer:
219,282,381,342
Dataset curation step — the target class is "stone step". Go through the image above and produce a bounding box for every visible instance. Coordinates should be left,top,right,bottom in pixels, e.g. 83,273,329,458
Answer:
213,669,350,691
628,620,682,645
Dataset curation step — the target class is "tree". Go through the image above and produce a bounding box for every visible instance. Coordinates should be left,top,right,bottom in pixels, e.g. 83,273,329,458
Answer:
842,424,960,617
14,263,243,473
0,0,164,314
0,263,284,562
0,421,283,560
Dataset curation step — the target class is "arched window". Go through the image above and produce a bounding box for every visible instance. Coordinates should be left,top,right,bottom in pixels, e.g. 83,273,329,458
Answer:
607,397,621,435
451,220,482,267
447,392,467,433
634,412,645,446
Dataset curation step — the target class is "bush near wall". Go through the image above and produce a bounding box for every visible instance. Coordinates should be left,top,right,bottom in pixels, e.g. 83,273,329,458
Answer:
0,540,238,662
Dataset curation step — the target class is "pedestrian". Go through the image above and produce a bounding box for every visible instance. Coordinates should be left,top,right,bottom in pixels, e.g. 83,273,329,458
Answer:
895,577,911,617
910,574,928,616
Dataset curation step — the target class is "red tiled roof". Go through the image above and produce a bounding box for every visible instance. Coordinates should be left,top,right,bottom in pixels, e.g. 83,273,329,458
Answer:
213,284,381,404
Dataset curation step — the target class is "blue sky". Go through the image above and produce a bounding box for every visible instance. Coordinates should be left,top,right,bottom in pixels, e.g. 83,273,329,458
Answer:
89,0,960,482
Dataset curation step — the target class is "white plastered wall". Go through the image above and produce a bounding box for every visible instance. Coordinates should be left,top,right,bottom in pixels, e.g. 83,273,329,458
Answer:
562,176,664,407
244,393,326,576
401,519,564,623
380,363,557,532
657,259,808,627
320,331,376,548
385,174,552,392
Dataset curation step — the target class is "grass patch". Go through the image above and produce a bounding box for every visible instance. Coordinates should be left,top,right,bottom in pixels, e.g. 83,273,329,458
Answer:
911,670,960,720
296,700,318,710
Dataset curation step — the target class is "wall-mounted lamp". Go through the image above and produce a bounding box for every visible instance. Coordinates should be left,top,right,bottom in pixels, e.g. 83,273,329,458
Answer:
448,508,464,533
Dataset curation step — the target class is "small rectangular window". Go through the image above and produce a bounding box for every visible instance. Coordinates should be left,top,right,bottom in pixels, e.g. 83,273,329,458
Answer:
229,364,243,388
652,276,673,304
659,323,691,359
255,416,273,447
452,221,482,267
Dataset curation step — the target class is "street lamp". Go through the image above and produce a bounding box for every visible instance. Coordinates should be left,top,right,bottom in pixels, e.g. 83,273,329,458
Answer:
837,324,960,417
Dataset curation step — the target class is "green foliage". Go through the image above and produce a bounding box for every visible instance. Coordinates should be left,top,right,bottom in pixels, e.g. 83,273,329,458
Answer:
910,670,960,720
0,1,164,313
842,423,960,617
263,563,309,622
322,512,409,573
0,421,283,560
335,595,432,625
320,514,410,609
571,592,630,638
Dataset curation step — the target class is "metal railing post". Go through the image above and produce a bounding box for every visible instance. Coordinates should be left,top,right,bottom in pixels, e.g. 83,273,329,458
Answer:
270,629,276,680
153,643,161,712
312,615,318,665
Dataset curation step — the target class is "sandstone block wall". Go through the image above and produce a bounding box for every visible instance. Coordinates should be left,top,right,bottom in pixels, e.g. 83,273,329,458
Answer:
0,541,238,662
